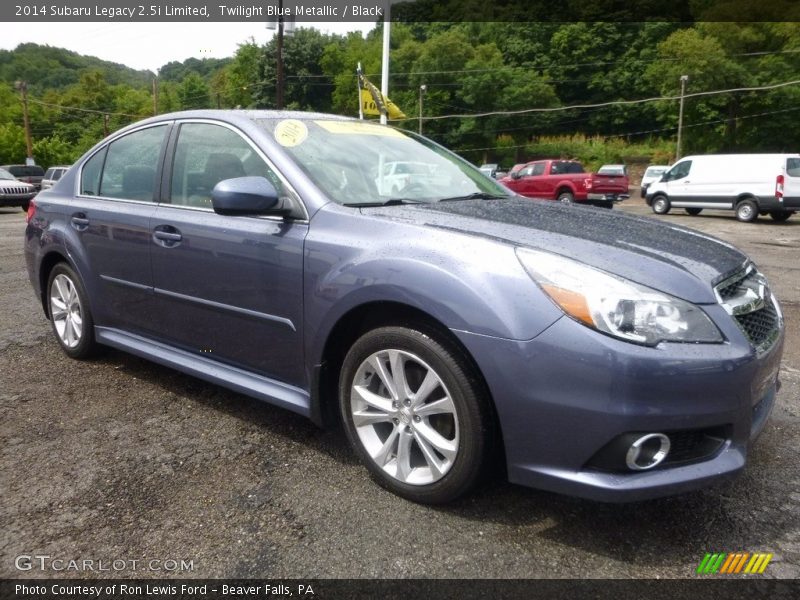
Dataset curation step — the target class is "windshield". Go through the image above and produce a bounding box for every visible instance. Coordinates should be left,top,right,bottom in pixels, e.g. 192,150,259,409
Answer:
256,118,511,205
645,167,667,177
0,168,14,180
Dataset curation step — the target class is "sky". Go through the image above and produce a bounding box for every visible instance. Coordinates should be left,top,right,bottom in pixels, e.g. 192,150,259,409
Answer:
0,22,376,72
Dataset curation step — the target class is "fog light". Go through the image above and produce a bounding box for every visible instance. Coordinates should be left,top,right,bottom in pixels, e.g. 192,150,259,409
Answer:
625,433,670,471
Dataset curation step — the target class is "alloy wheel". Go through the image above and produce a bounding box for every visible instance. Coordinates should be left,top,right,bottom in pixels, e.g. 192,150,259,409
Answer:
50,273,83,348
349,349,459,486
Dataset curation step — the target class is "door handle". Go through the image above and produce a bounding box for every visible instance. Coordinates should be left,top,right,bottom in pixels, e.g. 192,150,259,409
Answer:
153,225,183,247
70,213,89,230
154,231,182,242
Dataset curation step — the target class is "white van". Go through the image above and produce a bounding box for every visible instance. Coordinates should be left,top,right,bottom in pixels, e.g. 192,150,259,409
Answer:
645,154,800,222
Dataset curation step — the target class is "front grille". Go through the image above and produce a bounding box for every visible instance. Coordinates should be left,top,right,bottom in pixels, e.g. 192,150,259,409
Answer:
715,266,781,352
736,301,779,347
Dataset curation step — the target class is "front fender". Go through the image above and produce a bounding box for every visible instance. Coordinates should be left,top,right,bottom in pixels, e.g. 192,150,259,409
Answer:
303,207,564,367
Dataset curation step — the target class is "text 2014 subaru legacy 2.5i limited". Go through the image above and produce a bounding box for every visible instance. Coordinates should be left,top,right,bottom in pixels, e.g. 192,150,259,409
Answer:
25,111,784,503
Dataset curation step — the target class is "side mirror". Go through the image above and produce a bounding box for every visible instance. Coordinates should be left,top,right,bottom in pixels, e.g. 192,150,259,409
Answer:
211,176,292,216
511,171,521,180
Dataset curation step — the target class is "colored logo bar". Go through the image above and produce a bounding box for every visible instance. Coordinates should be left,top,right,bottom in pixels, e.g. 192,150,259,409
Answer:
696,552,773,574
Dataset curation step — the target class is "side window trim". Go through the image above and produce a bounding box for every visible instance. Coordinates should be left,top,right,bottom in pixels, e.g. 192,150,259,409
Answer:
161,118,309,221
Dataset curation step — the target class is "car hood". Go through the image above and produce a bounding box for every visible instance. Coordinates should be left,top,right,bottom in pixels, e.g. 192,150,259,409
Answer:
360,197,748,304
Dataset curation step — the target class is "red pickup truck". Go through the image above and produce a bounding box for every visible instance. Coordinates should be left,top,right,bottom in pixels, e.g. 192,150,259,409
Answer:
499,159,629,208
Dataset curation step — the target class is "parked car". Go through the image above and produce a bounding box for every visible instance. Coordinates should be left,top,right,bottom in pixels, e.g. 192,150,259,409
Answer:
646,154,800,222
41,165,71,190
1,164,45,190
499,159,629,208
25,111,784,504
377,160,438,196
0,167,37,211
479,163,500,178
640,165,669,198
597,164,628,177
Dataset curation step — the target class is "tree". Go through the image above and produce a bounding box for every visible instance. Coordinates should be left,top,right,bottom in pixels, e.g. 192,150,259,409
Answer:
177,73,210,110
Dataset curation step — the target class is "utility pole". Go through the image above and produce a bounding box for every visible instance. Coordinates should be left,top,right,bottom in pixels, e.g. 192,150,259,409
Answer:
418,84,426,135
103,114,109,137
380,6,390,125
15,81,34,164
275,0,284,109
152,76,158,115
676,74,689,160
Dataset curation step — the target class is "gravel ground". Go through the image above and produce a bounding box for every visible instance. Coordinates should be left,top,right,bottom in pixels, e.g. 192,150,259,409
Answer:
1,199,798,579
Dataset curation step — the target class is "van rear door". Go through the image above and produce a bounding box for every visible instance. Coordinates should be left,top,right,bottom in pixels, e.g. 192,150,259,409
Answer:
784,157,800,210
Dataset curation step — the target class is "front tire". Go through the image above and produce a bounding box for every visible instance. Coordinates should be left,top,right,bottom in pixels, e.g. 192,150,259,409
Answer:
736,199,758,222
770,211,793,222
47,263,97,359
339,326,492,504
651,195,670,215
20,201,30,213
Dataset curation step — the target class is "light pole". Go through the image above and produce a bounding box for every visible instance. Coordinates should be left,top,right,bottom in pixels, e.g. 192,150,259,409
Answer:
676,74,689,160
418,84,427,135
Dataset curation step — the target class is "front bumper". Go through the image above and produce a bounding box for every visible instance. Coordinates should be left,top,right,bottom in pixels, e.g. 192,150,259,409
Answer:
0,191,36,207
453,307,783,502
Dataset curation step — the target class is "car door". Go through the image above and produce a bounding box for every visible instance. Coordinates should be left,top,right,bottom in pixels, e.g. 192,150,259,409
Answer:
661,159,693,201
149,120,308,386
72,123,170,334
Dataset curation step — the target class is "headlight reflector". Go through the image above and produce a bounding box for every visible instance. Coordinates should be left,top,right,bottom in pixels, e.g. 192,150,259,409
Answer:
516,248,723,345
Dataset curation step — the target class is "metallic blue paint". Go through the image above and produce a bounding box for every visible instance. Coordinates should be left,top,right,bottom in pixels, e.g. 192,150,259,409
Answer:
25,110,785,502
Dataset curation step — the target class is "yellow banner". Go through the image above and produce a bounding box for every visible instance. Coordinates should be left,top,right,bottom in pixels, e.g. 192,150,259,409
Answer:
359,80,406,120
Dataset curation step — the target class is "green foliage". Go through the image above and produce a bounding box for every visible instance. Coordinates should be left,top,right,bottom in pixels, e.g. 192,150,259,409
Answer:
1,22,799,169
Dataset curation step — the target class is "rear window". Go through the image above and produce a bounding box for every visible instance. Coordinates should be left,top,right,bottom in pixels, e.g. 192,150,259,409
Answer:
787,158,800,177
551,161,584,175
6,166,44,177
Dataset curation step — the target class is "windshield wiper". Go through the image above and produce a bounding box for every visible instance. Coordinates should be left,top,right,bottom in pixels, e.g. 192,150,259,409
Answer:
343,198,427,207
437,192,508,202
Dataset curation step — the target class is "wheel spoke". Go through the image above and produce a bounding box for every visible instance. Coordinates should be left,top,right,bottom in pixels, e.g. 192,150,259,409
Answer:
415,395,455,417
414,421,457,461
64,318,75,346
353,384,395,414
412,369,440,407
395,430,413,482
71,311,83,339
54,277,68,304
412,429,445,478
50,304,67,321
368,354,397,400
352,409,393,427
372,425,400,467
388,350,410,398
67,281,78,306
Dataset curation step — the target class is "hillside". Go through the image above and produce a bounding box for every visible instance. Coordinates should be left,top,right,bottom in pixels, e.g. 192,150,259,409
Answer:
0,43,154,92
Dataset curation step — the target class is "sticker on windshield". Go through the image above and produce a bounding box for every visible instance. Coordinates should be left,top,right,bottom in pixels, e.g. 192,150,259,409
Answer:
314,120,405,138
274,119,308,147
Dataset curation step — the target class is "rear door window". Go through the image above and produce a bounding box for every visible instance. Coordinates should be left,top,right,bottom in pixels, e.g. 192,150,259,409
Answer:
99,125,167,202
787,158,800,178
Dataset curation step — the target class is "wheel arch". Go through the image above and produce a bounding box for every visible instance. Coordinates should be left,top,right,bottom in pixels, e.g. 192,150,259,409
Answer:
38,250,72,318
310,300,504,467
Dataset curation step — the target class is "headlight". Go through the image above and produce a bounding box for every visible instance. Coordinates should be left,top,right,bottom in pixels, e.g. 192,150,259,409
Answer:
516,248,723,346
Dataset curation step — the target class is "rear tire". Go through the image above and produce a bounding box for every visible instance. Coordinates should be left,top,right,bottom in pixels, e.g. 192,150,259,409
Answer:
685,208,703,216
651,195,670,215
735,199,758,222
46,263,97,359
339,325,492,504
770,211,793,222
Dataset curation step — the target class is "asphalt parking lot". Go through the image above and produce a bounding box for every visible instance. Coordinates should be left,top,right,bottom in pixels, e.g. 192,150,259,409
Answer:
1,198,798,579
